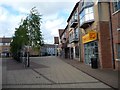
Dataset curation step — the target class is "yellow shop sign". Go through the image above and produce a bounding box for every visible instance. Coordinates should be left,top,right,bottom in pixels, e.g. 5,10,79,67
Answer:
82,31,97,44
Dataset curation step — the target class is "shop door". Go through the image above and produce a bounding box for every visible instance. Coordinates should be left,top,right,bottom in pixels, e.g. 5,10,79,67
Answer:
71,48,73,59
84,41,98,65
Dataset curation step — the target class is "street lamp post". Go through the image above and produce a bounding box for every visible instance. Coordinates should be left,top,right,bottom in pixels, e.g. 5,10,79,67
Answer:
24,45,30,67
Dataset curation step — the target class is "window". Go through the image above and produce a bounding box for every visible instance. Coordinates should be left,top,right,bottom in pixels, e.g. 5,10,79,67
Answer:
113,0,120,12
117,44,120,59
74,12,78,20
80,6,94,25
117,28,120,31
0,43,3,46
3,48,8,51
71,11,78,25
74,28,79,39
81,0,94,9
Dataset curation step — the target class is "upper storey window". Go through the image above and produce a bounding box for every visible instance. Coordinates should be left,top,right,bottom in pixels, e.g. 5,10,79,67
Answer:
113,0,120,13
80,6,94,26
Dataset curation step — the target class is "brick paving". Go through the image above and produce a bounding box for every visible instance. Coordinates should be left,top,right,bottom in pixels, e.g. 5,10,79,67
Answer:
2,57,115,89
60,57,119,90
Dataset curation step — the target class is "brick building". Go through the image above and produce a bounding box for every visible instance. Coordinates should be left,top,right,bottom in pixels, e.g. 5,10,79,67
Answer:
80,1,113,68
0,37,12,57
67,2,80,60
110,1,120,69
55,0,120,69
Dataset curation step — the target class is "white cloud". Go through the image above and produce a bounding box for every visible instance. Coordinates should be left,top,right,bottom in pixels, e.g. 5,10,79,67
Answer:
0,5,26,37
18,7,30,14
0,6,8,22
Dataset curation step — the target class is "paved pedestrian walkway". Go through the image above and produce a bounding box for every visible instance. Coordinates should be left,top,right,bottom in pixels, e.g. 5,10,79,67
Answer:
59,57,119,90
2,57,115,89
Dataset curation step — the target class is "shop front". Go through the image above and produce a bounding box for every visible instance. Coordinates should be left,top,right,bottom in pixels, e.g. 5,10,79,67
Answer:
82,31,98,66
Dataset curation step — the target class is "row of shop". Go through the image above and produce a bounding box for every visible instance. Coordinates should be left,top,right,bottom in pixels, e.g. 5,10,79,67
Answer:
55,1,120,70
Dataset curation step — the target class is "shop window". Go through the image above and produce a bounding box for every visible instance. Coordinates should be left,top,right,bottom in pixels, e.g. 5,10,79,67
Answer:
113,0,120,13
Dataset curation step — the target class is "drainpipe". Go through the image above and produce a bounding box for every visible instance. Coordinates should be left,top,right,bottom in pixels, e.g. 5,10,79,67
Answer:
78,2,82,62
108,2,115,69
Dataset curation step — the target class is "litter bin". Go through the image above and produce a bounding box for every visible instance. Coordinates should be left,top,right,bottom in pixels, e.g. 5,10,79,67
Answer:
91,58,98,69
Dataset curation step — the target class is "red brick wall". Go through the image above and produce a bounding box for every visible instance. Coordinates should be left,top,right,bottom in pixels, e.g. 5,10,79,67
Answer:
110,2,120,70
98,21,113,68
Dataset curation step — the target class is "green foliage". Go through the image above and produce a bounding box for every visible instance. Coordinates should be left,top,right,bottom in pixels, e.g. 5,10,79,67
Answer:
10,7,44,60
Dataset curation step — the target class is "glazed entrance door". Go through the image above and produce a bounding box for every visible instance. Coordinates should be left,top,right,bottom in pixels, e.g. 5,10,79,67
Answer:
84,41,98,65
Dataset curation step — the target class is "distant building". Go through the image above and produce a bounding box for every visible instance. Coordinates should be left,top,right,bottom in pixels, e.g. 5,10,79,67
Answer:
0,37,12,57
40,44,58,56
54,37,59,44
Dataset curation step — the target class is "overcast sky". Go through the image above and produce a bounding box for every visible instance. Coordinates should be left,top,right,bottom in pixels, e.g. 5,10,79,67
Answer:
0,0,79,44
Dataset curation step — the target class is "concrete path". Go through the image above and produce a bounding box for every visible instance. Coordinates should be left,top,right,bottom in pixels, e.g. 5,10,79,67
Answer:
2,56,114,89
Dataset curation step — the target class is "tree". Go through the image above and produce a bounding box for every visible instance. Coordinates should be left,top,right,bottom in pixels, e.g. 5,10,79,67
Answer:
27,7,43,51
10,7,44,60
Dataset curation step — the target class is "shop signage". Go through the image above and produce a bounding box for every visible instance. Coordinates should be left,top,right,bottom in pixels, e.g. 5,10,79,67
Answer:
82,31,97,44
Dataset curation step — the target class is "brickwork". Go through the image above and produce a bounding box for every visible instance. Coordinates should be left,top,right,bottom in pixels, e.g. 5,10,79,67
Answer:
98,21,112,68
110,2,120,70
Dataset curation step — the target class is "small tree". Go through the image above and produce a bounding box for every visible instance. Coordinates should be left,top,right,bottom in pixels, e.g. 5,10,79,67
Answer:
10,7,44,60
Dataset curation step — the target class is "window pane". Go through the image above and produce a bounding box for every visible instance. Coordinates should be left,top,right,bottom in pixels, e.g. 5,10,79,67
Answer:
75,28,79,38
89,13,94,20
0,43,3,46
85,14,89,21
80,10,84,19
80,6,94,25
82,17,85,23
118,44,120,59
85,8,89,14
118,1,120,9
89,7,93,13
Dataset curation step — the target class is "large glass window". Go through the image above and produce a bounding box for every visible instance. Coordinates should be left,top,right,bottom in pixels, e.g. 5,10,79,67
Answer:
113,0,120,12
80,6,94,25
